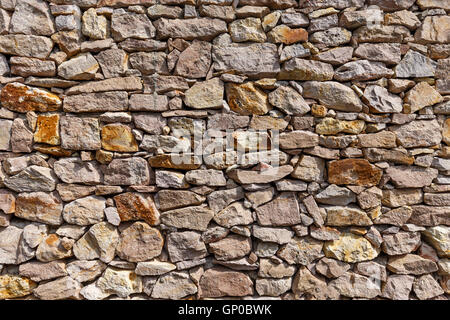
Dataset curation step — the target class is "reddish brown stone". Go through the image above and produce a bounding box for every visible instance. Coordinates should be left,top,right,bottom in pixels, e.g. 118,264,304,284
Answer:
0,83,61,113
113,192,160,226
148,154,201,170
199,267,254,298
328,159,382,187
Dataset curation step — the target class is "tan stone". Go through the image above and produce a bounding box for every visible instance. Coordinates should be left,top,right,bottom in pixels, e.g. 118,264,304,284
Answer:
404,82,443,113
324,233,380,263
268,25,308,44
199,267,253,298
226,82,271,116
101,124,139,152
316,117,365,135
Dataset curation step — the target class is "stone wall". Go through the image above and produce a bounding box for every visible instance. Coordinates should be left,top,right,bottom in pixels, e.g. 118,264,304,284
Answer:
0,0,449,300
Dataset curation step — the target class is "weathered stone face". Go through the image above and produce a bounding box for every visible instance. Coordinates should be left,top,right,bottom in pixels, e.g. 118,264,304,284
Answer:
0,0,447,302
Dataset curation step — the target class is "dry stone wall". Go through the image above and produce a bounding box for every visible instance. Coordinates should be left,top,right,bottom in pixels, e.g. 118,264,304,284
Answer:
0,0,449,300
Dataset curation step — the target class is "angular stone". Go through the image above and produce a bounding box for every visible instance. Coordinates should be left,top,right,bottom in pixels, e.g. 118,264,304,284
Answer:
184,78,224,110
18,261,66,284
54,158,102,185
230,18,266,43
253,226,294,245
73,222,118,263
82,8,108,40
36,234,74,262
209,234,251,261
354,43,401,64
324,233,380,263
4,166,57,193
9,0,55,36
0,275,36,299
58,53,99,80
292,155,325,182
253,193,300,227
33,276,81,300
279,130,319,149
199,267,253,298
395,50,437,78
259,258,295,279
155,18,226,40
387,254,438,275
422,226,450,258
66,260,106,283
0,190,15,214
329,272,381,299
383,189,424,209
268,86,310,115
386,166,438,188
316,257,350,279
113,192,159,226
212,43,280,78
66,76,142,95
316,185,356,206
268,25,308,44
226,82,271,116
255,277,292,297
363,85,403,113
207,187,244,213
413,274,445,300
10,57,56,77
415,16,450,44
328,159,382,187
316,118,365,135
111,11,154,41
310,26,351,47
151,271,197,299
278,236,324,265
101,124,138,152
0,34,53,58
0,225,23,264
335,60,394,81
0,82,61,113
302,81,363,112
381,274,414,300
326,206,372,227
148,154,201,170
0,119,11,151
62,196,106,226
167,230,207,263
63,91,128,113
404,82,443,114
161,206,214,231
34,114,60,145
15,192,63,225
96,267,142,298
228,165,293,185
392,120,442,148
104,158,150,186
280,58,334,81
174,40,211,78
156,190,205,212
116,222,163,262
212,202,253,228
135,261,176,276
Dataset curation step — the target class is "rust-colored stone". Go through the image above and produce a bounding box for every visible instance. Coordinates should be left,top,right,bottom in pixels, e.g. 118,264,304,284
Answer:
0,275,37,299
114,192,160,226
148,154,201,170
33,145,74,157
0,82,61,113
268,26,308,45
101,124,139,152
328,159,382,187
226,82,271,116
34,114,60,146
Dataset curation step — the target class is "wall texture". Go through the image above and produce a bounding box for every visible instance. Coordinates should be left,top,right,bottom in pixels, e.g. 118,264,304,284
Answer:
0,0,449,300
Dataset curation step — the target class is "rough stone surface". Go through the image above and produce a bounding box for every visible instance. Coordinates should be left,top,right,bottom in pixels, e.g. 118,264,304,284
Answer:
0,0,447,301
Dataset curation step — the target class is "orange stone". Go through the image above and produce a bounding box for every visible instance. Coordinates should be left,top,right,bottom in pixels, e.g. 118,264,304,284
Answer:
0,82,61,113
113,192,160,226
34,114,60,145
33,145,73,157
148,154,201,170
268,25,308,45
101,124,139,152
328,159,382,187
226,82,271,116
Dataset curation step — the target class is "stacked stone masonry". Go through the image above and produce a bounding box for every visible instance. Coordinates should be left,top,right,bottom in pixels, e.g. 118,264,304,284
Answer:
0,0,449,300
